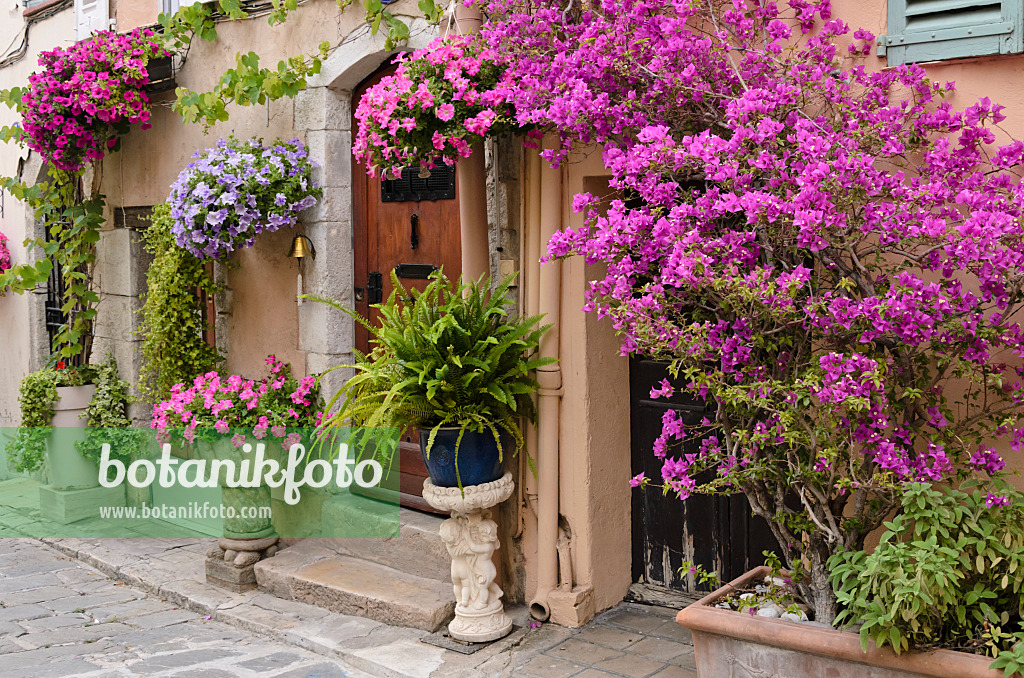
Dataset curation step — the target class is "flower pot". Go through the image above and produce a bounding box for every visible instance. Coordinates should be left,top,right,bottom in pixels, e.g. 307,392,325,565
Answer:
675,566,1003,678
194,439,275,540
45,384,99,490
144,56,176,93
417,427,503,488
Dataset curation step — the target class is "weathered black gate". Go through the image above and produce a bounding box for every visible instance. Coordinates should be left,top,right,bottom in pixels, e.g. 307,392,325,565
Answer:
630,358,781,594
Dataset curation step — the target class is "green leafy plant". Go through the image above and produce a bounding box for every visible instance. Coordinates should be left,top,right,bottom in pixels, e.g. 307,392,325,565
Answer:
312,271,553,482
829,482,1024,673
137,203,222,404
5,365,89,473
78,355,143,470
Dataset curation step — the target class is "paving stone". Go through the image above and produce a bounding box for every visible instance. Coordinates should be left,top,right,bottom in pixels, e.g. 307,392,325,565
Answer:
572,670,621,678
0,586,78,605
649,665,698,678
625,637,695,663
127,607,200,629
271,661,350,678
591,653,667,678
598,607,670,635
0,558,78,578
128,648,243,673
1,639,118,669
547,639,625,665
0,573,62,594
647,620,692,644
20,611,92,630
88,598,171,622
45,589,140,614
236,651,305,671
0,621,26,636
7,657,102,677
0,603,53,621
520,653,586,678
575,624,644,650
168,670,240,678
17,621,133,647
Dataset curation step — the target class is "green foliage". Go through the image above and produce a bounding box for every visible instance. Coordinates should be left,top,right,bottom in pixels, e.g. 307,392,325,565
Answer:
311,272,554,482
0,169,103,366
153,0,444,129
77,355,143,469
830,482,1024,673
137,203,223,404
5,365,90,473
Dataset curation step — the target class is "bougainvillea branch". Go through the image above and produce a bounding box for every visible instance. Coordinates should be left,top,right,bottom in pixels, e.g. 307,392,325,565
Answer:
457,0,1024,621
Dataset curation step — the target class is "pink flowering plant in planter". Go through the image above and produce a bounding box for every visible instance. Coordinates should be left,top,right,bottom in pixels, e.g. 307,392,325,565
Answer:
3,28,168,172
151,355,323,449
467,0,1024,629
168,137,321,259
353,34,521,178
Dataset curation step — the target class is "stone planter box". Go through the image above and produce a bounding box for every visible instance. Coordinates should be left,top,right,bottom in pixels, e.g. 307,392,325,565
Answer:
675,565,1002,678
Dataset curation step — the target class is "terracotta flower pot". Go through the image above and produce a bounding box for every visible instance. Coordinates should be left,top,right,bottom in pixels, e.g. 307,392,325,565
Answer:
45,384,99,490
675,565,1003,678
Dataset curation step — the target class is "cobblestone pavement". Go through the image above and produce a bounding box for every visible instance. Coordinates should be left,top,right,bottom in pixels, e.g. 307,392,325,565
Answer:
0,539,366,678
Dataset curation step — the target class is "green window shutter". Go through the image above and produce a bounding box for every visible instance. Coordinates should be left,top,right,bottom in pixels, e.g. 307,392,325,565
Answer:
882,0,1024,66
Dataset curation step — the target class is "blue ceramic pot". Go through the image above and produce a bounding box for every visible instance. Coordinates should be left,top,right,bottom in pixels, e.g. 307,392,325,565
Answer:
418,427,504,488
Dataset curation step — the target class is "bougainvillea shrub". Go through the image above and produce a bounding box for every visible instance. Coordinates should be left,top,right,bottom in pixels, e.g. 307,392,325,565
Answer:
18,29,168,172
450,0,1024,621
151,355,322,448
167,137,321,259
353,34,521,177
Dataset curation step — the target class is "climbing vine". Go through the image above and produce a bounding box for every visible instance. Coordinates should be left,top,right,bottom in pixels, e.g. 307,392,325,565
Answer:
137,202,223,405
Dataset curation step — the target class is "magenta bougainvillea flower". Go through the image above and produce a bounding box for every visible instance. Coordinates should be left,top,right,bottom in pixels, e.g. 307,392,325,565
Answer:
18,28,168,172
167,137,321,259
353,34,525,177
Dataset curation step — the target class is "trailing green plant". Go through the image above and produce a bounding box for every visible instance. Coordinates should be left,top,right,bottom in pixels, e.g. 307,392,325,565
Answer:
78,355,143,470
310,271,553,484
5,356,138,474
829,481,1024,674
0,169,103,367
137,202,222,404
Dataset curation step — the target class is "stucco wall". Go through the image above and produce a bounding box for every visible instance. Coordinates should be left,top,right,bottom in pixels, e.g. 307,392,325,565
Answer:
0,7,74,435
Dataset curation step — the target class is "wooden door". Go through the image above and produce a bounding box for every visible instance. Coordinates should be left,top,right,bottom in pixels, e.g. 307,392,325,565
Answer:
630,358,781,595
352,64,463,513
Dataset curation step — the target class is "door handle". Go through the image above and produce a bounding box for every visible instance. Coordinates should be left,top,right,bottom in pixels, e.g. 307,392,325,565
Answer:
410,213,419,250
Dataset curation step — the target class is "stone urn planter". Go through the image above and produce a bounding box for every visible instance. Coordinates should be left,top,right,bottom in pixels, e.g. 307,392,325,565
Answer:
45,384,98,490
676,565,1003,678
195,438,278,592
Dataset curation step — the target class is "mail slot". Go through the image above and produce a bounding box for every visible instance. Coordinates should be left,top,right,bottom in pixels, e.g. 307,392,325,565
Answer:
394,263,439,279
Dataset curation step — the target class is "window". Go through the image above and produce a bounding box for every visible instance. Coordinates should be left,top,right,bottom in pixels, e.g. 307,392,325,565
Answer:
881,0,1023,66
74,0,108,40
161,0,202,16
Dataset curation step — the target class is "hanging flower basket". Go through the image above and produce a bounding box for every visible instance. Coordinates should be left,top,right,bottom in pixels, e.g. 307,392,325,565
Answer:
144,56,176,93
167,137,322,259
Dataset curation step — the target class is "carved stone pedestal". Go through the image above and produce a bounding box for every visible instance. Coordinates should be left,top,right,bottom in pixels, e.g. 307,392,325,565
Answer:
422,472,515,643
205,536,279,592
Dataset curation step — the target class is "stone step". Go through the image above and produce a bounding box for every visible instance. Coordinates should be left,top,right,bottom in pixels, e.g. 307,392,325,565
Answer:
254,548,455,632
318,493,451,582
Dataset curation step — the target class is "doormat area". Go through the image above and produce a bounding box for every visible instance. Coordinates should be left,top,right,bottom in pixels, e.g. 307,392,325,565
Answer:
419,626,520,654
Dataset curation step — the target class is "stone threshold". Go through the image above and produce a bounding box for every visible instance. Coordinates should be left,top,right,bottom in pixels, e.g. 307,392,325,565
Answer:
36,537,573,678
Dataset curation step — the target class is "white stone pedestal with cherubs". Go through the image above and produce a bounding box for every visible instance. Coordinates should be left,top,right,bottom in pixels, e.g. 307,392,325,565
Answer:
421,471,515,643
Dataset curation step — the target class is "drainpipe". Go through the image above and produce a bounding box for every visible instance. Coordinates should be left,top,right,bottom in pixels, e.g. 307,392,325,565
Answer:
445,5,489,282
529,139,563,621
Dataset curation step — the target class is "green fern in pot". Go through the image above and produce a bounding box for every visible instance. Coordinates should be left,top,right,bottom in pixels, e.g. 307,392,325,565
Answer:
312,271,553,489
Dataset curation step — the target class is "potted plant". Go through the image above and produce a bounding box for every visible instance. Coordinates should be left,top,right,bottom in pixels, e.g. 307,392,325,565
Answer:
167,136,321,259
151,355,323,538
6,356,136,490
0,230,10,276
315,271,552,489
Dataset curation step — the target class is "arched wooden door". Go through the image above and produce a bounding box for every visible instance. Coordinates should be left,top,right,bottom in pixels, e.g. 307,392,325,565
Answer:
352,62,463,512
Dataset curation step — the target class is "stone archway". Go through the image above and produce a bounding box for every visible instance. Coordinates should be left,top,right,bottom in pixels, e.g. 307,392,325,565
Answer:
293,19,434,395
